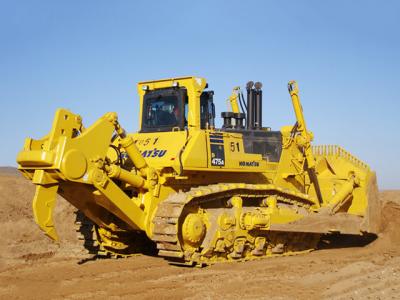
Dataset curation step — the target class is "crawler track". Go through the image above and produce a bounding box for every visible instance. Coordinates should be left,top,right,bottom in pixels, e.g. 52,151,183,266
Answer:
152,183,321,266
74,210,100,256
74,210,154,258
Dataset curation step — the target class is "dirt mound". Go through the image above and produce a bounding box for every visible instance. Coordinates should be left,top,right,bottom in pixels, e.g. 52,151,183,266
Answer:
370,193,400,252
0,167,19,176
1,170,399,299
0,170,85,271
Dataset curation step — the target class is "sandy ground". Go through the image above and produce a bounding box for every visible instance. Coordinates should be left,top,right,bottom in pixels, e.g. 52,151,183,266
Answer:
0,168,399,299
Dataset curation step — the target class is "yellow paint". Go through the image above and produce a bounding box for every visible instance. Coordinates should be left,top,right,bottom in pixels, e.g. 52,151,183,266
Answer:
228,86,241,113
17,76,377,264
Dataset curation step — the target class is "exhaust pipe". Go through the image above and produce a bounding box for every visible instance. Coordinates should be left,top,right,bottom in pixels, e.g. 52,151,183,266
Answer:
254,82,263,129
246,81,263,130
246,81,255,129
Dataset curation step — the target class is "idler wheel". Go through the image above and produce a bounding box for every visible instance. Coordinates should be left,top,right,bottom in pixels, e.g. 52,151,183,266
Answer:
182,213,206,247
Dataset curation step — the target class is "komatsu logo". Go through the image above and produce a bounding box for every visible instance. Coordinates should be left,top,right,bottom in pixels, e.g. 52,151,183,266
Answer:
239,161,259,167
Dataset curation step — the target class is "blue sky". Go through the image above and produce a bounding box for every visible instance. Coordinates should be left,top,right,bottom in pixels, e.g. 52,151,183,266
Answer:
1,1,399,189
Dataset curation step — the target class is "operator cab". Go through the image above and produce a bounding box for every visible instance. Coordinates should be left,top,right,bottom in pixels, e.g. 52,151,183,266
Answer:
140,87,215,132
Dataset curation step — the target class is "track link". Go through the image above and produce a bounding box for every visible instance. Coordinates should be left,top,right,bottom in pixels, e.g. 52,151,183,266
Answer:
152,183,320,266
74,210,155,258
74,210,100,256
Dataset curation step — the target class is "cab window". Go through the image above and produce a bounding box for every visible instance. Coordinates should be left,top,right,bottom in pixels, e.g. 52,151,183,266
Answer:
141,88,185,132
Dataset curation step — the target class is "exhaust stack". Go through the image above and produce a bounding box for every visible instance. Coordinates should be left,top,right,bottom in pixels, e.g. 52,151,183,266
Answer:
254,82,263,129
246,81,255,129
246,81,263,130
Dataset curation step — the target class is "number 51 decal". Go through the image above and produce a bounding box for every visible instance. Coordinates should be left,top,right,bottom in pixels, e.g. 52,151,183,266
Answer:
230,142,240,152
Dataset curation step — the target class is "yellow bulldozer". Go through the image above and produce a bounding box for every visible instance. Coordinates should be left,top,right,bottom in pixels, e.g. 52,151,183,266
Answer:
17,76,380,266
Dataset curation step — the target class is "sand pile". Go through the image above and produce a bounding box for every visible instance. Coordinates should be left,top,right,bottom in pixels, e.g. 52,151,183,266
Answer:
0,170,84,270
1,167,399,299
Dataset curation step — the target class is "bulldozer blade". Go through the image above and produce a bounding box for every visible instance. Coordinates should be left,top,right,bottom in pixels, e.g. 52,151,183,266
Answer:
32,184,59,241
